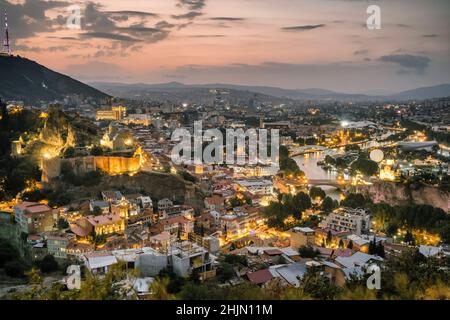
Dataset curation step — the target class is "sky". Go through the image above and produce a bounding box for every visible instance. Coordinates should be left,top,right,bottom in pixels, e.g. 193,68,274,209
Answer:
1,0,450,93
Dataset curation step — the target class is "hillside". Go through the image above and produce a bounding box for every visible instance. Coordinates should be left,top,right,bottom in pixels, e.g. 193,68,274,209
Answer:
0,55,110,103
92,81,450,102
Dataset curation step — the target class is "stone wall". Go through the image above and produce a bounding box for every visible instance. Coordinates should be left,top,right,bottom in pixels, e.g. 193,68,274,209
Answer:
42,155,141,181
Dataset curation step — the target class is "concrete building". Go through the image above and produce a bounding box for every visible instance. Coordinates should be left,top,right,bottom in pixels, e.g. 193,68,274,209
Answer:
14,202,56,234
170,241,216,278
46,233,73,259
319,208,371,235
288,227,315,249
236,179,274,195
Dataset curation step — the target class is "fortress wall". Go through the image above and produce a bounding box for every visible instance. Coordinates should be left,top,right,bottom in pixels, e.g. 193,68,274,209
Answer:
41,156,141,181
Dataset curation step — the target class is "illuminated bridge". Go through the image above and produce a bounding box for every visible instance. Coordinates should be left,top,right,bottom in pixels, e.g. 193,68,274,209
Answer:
289,145,329,156
306,179,345,188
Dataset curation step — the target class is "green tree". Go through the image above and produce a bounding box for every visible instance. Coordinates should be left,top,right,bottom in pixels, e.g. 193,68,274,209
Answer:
93,206,102,216
90,146,103,156
350,157,379,177
298,246,320,258
57,217,69,229
35,255,58,273
309,187,326,200
217,262,235,283
347,240,353,250
321,196,336,213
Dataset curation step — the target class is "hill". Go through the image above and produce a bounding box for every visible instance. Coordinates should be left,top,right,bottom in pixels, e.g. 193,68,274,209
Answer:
391,84,450,100
0,55,110,103
92,81,450,102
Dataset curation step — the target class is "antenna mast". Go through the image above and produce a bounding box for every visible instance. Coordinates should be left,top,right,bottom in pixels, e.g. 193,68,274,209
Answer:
3,10,11,55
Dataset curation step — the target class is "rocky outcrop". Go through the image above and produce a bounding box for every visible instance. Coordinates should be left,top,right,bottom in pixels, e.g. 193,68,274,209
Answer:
51,171,206,212
348,181,449,212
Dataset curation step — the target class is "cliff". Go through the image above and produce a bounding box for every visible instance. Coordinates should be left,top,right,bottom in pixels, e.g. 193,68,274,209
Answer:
349,181,449,212
49,171,206,212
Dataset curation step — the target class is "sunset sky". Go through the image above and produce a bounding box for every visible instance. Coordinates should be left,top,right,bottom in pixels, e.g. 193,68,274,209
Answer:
2,0,450,93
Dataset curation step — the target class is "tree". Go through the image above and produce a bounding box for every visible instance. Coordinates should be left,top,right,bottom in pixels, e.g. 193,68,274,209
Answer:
299,268,341,300
92,206,102,216
376,242,385,258
57,217,69,229
217,262,235,282
189,268,201,284
4,260,26,278
298,246,320,258
340,193,370,208
90,146,103,156
350,157,379,177
347,240,353,250
309,187,326,201
338,239,344,249
321,196,336,213
35,255,58,273
63,147,75,158
404,230,415,245
326,230,333,246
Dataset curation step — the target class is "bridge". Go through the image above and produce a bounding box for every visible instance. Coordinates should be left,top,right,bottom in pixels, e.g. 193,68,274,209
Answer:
306,179,345,188
289,145,329,157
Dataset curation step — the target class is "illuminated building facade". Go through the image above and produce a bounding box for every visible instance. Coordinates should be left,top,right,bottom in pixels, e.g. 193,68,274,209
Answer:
96,106,127,121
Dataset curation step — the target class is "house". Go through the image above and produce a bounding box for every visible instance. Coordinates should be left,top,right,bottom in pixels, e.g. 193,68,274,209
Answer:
335,252,383,269
157,198,173,212
150,216,194,241
77,214,125,236
46,233,73,259
89,200,110,214
150,231,171,252
196,212,216,231
319,208,371,235
138,196,153,209
288,227,315,249
247,269,273,286
170,241,216,278
269,263,308,288
204,195,225,211
102,191,125,203
419,245,444,258
14,202,56,234
236,179,274,195
111,198,139,220
83,253,118,274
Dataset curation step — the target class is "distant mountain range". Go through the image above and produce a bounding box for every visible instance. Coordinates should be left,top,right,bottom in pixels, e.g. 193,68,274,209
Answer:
0,55,109,103
0,54,448,103
92,81,450,102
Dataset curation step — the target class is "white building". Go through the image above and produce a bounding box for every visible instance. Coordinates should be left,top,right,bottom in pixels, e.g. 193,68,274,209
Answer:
320,208,371,235
236,179,274,195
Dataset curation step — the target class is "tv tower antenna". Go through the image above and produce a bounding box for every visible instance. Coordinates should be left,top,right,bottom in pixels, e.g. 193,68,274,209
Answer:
3,10,11,55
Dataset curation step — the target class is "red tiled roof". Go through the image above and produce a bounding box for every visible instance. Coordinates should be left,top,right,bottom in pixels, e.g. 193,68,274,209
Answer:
86,214,121,226
15,202,52,214
264,249,283,256
159,215,190,226
246,269,273,285
205,196,225,206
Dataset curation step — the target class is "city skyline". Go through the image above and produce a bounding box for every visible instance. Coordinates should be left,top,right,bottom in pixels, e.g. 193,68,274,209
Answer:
1,0,450,93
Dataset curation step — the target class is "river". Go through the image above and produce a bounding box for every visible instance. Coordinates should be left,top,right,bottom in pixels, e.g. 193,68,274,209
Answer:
294,150,342,201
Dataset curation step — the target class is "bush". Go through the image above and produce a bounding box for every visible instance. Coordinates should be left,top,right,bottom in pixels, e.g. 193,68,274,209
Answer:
217,262,235,282
4,260,26,278
36,255,58,273
298,246,320,258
